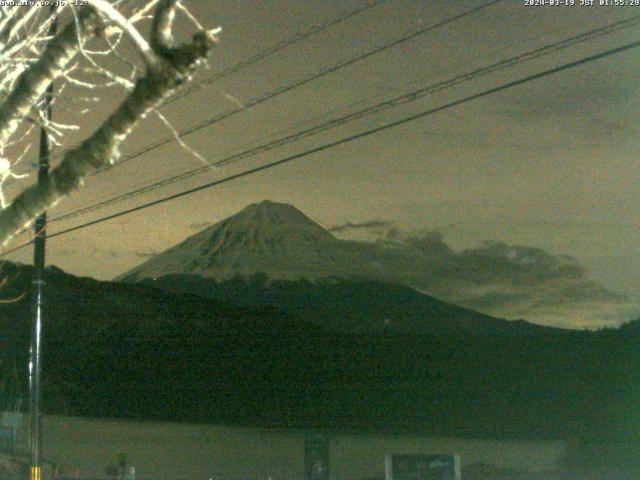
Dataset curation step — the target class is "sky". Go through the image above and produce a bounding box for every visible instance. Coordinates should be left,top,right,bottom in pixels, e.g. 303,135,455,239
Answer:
2,0,639,328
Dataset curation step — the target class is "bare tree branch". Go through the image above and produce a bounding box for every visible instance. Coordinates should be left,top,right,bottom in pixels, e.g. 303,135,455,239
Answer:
0,8,102,149
85,0,159,68
0,0,218,246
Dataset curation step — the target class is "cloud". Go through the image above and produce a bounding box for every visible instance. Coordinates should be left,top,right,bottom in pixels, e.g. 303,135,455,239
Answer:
452,241,584,286
189,222,213,231
330,220,393,233
343,224,638,328
329,220,406,243
454,279,638,329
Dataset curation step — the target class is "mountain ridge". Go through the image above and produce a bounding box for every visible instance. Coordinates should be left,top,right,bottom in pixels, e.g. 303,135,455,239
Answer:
139,273,563,336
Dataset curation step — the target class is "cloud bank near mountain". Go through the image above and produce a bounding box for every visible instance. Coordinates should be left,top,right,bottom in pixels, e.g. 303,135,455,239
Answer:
331,222,639,328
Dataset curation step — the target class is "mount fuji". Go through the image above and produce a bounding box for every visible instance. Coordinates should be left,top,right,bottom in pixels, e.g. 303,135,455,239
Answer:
118,200,384,283
118,200,553,335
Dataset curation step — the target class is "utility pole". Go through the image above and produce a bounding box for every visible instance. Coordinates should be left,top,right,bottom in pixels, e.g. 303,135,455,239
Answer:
28,7,56,480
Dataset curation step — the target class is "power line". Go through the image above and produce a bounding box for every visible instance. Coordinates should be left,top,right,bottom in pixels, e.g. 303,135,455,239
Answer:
49,13,640,224
6,0,385,186
2,37,637,257
85,0,503,178
164,0,387,107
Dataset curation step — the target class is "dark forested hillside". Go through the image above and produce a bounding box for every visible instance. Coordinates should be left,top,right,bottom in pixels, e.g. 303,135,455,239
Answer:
137,273,559,336
0,263,638,444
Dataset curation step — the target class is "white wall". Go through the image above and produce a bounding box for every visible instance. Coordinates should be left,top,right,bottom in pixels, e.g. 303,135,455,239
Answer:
31,415,566,480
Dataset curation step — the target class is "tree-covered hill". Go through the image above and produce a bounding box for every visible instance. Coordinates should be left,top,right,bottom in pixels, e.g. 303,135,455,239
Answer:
0,262,637,445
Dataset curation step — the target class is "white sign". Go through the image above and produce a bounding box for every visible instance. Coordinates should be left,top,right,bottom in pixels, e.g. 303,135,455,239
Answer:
384,454,461,480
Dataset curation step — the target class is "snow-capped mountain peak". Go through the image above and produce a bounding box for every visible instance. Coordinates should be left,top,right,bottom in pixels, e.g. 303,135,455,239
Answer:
118,200,373,282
